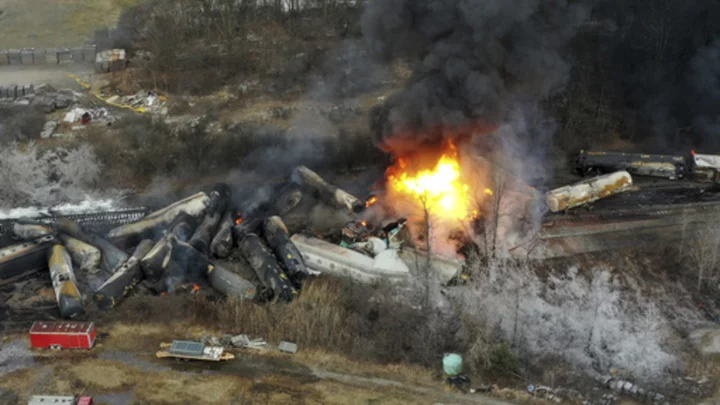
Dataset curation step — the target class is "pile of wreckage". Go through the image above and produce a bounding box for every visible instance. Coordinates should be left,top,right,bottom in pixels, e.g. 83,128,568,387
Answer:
545,150,720,213
0,166,463,320
0,84,77,113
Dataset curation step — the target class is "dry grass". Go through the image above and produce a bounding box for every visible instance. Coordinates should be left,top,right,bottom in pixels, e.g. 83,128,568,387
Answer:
135,373,242,404
67,360,136,390
295,349,437,387
2,337,469,405
0,0,139,48
312,382,430,405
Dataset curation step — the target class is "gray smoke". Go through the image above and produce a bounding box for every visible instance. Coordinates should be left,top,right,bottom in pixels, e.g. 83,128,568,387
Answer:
688,39,720,145
362,0,591,155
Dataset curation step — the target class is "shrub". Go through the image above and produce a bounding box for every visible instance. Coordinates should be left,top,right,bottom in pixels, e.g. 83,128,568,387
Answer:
0,142,102,209
0,106,46,144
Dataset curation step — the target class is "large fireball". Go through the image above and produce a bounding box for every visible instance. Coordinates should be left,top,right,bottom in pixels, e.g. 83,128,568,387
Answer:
387,145,475,221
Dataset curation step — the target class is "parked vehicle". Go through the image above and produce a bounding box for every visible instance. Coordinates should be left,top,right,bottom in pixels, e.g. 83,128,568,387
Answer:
156,340,234,362
28,395,93,405
29,321,96,350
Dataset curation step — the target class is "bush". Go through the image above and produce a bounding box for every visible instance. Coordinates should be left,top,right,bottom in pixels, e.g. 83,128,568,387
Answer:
0,142,102,209
186,277,460,367
0,106,46,144
488,342,519,377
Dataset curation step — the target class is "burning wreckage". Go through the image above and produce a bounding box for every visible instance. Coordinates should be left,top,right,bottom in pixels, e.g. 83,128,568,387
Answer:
6,146,720,319
0,166,463,319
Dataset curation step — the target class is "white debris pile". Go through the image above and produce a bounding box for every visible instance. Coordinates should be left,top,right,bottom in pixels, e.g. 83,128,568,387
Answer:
105,90,167,115
40,121,58,139
201,334,268,350
63,106,115,125
201,346,225,360
1,84,78,113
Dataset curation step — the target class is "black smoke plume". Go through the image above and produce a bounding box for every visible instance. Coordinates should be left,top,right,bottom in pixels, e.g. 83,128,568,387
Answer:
688,39,720,148
362,0,591,156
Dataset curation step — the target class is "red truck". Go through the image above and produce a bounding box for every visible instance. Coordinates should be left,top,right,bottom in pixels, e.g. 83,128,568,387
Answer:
29,321,96,350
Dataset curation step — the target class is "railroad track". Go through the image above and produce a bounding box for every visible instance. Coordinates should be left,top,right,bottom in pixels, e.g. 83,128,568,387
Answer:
542,200,720,229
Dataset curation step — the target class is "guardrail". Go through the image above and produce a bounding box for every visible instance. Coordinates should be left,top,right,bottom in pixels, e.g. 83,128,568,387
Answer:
0,46,97,66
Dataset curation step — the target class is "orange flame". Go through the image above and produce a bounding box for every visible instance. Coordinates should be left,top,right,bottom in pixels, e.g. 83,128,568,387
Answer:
388,145,472,221
192,284,200,293
360,220,368,227
235,217,244,225
365,195,378,207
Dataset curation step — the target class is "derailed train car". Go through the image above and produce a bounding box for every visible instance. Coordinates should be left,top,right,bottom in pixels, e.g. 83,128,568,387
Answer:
575,150,687,180
690,151,720,183
575,149,720,184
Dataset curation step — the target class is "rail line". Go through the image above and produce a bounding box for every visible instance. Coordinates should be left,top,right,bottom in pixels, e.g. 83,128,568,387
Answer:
542,200,720,229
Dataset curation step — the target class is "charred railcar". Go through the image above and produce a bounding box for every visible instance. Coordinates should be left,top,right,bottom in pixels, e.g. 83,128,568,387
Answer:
575,150,686,180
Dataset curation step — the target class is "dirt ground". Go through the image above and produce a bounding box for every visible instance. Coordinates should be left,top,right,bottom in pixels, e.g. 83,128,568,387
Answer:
0,0,138,48
0,321,517,405
0,65,93,87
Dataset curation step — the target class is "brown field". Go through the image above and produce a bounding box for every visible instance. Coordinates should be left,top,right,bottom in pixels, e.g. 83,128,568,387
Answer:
2,321,519,405
0,0,139,48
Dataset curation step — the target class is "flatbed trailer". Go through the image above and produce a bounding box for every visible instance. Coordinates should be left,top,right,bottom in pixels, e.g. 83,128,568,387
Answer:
155,341,234,362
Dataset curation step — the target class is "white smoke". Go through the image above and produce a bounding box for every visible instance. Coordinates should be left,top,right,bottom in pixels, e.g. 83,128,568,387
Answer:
454,260,699,383
0,142,123,212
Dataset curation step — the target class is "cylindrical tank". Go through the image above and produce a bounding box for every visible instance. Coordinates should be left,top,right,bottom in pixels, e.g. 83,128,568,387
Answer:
48,244,85,319
442,353,464,377
546,170,633,213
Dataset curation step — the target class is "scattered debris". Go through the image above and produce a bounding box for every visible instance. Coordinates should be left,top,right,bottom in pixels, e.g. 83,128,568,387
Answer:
278,341,298,354
94,49,127,73
101,90,167,115
62,107,114,126
528,385,563,403
229,334,267,350
602,376,666,403
156,340,234,362
40,121,58,139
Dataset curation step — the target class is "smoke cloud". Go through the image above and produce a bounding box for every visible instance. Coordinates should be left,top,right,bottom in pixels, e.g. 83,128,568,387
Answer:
362,0,591,155
688,39,720,148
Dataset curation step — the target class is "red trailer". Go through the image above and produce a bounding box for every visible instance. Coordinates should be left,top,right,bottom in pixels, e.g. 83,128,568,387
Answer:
29,321,96,350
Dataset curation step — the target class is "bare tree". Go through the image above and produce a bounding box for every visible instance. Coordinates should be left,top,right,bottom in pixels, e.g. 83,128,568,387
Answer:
473,169,508,262
681,220,720,291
